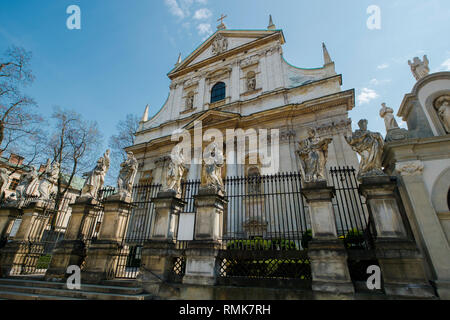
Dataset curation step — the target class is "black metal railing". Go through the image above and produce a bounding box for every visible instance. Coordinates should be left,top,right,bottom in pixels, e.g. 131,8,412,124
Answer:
214,172,312,287
329,166,379,286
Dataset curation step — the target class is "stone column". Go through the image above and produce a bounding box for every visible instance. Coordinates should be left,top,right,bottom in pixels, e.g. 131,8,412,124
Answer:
360,174,435,298
138,190,185,294
302,181,354,295
45,197,101,281
81,194,132,283
183,188,227,286
0,200,49,277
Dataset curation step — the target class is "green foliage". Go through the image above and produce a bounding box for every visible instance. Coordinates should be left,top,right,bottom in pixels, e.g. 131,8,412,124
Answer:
36,254,52,269
343,229,365,249
226,238,299,251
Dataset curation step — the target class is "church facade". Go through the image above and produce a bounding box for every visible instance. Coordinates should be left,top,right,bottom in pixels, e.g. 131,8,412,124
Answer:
128,21,358,185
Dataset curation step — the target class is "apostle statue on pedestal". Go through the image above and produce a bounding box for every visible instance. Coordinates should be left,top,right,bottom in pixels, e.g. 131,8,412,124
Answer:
201,142,225,194
117,151,138,198
81,149,110,200
345,119,385,180
297,128,332,183
408,55,430,81
15,166,39,200
165,145,186,197
37,160,60,201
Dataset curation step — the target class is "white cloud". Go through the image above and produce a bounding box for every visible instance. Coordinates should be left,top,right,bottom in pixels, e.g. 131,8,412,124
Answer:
164,0,185,18
370,78,391,86
193,8,212,20
440,58,450,71
357,88,379,105
377,63,389,70
197,23,213,40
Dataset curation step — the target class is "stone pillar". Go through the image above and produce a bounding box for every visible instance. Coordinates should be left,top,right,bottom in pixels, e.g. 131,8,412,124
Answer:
183,189,227,286
360,175,435,298
302,181,354,295
0,206,20,241
138,190,185,294
0,201,49,277
81,194,132,283
45,197,101,281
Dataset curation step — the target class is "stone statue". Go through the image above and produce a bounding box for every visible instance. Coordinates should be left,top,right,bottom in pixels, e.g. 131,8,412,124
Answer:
247,75,256,91
37,160,60,200
81,150,110,200
297,128,333,183
117,151,138,198
380,103,399,131
0,168,10,201
15,166,39,200
434,95,450,133
408,55,430,81
345,119,385,180
185,94,194,110
165,145,186,197
201,142,225,193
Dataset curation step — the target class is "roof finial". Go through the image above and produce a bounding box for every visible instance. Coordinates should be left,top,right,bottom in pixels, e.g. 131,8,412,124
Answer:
268,14,276,30
141,104,149,123
217,14,227,30
322,42,333,65
175,53,182,66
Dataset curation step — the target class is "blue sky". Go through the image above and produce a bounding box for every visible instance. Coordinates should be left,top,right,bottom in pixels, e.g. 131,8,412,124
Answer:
1,0,450,160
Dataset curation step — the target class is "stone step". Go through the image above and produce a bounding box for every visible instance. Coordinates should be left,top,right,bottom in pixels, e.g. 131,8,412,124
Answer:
0,278,144,295
0,284,153,300
0,290,83,300
101,279,140,288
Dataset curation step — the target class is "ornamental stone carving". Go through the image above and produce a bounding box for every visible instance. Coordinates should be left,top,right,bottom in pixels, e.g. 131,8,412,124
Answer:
211,34,228,56
408,55,430,81
246,73,256,91
297,128,332,183
434,95,450,133
395,161,424,177
345,119,385,180
81,149,110,200
116,151,138,199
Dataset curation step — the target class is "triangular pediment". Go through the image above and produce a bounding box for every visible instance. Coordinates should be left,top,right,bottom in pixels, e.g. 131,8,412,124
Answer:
183,110,241,130
169,29,284,78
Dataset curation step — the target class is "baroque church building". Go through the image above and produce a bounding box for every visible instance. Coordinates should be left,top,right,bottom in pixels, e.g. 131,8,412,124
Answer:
128,19,358,183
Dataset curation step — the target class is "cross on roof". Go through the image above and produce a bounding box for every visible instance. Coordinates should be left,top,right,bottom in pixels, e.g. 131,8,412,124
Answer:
217,14,227,25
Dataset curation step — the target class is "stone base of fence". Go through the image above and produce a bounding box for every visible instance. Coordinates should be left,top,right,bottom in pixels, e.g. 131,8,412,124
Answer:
81,240,120,283
183,240,222,286
0,242,28,277
44,240,86,282
137,240,177,294
308,240,355,294
375,238,435,298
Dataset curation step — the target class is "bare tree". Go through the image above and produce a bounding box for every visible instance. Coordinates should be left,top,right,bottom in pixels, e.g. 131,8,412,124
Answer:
107,114,139,185
0,46,45,171
44,107,102,224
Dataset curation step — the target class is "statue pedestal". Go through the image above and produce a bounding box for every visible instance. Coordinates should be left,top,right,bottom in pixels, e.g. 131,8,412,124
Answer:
360,176,435,298
82,195,132,284
138,191,185,294
183,188,227,286
0,201,49,277
45,198,100,282
302,181,354,294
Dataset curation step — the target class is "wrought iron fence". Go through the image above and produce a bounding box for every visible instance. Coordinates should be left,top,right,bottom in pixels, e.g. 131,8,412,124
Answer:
329,166,379,285
5,195,75,276
215,172,312,287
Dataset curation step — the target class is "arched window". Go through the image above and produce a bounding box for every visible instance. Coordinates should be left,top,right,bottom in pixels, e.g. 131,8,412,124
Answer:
211,82,226,103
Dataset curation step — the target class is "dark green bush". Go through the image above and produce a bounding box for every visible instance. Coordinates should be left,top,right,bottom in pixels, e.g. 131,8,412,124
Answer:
301,230,313,249
343,229,365,249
